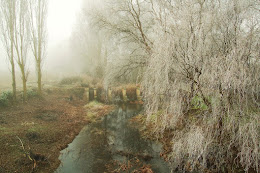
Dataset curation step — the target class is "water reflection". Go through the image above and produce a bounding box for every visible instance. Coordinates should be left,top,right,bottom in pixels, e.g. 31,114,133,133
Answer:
56,104,170,173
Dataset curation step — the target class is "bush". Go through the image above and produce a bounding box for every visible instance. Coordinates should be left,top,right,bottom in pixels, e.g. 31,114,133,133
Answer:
80,83,89,87
0,91,13,107
91,78,98,86
69,87,85,99
59,76,83,85
27,89,39,99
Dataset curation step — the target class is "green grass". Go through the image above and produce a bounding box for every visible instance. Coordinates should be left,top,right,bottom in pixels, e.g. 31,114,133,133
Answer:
26,124,47,132
84,101,103,120
84,101,113,122
27,89,39,99
0,126,12,135
149,110,163,123
85,101,103,108
191,95,209,110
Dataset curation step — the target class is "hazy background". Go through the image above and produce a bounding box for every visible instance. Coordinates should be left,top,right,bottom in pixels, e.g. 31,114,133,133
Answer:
0,0,83,89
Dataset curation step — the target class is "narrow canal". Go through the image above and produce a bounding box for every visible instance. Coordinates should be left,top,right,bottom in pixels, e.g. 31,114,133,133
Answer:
56,104,170,173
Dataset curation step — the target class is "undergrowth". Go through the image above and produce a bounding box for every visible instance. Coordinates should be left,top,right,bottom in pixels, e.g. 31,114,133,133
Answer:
0,91,13,107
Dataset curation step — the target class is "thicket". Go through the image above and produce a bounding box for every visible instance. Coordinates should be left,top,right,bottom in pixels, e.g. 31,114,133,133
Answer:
141,1,260,172
89,0,260,172
59,76,83,85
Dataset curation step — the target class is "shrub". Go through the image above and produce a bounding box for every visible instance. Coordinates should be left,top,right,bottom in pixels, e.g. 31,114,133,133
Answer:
69,87,85,99
35,113,57,121
91,78,98,86
80,83,89,87
27,89,39,99
59,76,83,85
0,91,13,107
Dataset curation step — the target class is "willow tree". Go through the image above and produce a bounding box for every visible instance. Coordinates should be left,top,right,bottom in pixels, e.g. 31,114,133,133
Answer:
0,0,17,101
29,0,48,96
90,0,260,172
142,0,260,172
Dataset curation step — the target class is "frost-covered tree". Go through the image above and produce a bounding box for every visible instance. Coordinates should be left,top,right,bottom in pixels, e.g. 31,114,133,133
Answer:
86,0,260,171
70,13,106,77
142,0,260,172
89,0,155,85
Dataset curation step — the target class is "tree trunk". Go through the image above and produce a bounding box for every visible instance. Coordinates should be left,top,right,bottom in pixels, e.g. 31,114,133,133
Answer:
37,61,42,95
37,13,42,96
10,42,16,102
20,66,27,101
11,59,16,102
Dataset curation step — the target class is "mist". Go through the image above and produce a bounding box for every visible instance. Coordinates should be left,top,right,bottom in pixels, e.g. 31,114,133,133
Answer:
0,0,259,173
0,0,83,87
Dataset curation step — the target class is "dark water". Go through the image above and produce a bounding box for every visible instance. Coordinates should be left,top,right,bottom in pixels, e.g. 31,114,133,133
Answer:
56,104,170,173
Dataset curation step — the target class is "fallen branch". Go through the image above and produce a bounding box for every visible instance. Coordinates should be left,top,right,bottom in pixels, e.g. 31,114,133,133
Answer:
16,136,36,172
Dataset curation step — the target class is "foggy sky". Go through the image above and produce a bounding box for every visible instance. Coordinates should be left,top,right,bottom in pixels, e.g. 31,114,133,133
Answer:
0,0,82,75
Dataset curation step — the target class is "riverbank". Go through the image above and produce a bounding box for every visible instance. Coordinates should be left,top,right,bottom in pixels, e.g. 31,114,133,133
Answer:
129,111,259,173
57,103,170,173
129,114,174,163
0,88,114,173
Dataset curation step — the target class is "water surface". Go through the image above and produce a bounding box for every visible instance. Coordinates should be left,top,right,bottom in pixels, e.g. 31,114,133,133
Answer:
56,104,170,173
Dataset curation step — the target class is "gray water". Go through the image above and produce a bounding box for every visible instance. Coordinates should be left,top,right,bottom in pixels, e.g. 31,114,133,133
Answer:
56,104,170,173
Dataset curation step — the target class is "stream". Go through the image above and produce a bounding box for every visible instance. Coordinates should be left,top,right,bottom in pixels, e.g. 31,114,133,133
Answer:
56,104,170,173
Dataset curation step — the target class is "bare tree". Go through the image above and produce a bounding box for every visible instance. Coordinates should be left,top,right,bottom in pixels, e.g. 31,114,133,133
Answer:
89,0,154,85
0,0,17,101
70,15,106,77
89,0,260,172
13,0,30,101
142,0,260,172
29,0,48,96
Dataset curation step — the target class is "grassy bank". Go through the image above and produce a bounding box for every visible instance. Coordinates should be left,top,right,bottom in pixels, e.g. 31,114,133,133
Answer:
0,88,114,173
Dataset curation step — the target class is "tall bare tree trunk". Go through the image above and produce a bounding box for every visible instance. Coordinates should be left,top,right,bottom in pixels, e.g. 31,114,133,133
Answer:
10,1,16,101
36,0,42,96
1,0,17,102
10,50,17,102
11,62,16,102
29,0,48,96
37,61,42,95
20,66,27,101
13,0,30,101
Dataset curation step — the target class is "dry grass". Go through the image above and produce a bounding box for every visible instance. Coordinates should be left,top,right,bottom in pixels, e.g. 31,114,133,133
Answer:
84,101,115,122
0,88,88,172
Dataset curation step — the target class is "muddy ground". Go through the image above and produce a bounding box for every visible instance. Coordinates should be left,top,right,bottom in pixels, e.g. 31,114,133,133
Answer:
0,87,113,173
